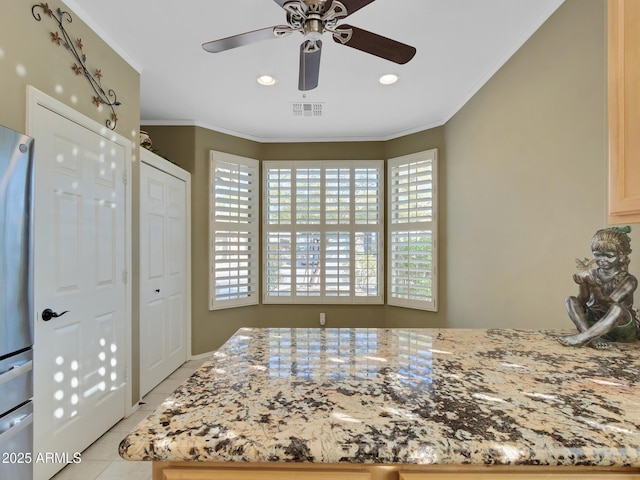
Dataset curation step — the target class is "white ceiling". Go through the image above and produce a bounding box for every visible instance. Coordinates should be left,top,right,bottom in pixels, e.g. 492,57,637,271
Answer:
65,0,564,142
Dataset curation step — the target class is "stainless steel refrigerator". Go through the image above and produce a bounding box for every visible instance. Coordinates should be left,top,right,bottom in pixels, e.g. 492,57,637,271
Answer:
0,125,34,480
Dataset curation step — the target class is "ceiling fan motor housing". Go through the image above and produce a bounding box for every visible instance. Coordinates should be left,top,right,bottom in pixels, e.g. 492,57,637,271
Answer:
304,18,323,42
304,0,329,13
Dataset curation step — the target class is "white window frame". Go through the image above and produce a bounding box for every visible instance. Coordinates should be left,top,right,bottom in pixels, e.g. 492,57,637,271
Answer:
262,160,384,305
209,151,260,310
387,149,438,311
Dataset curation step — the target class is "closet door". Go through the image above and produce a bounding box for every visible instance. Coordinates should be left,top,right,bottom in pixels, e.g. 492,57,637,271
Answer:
30,87,130,480
140,154,190,396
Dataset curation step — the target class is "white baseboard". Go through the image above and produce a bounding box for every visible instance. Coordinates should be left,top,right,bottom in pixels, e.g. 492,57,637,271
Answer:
189,351,216,361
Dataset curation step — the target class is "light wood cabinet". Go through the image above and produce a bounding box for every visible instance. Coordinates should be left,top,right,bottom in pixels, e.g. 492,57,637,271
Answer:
152,463,640,480
608,0,640,224
400,471,640,479
161,469,370,480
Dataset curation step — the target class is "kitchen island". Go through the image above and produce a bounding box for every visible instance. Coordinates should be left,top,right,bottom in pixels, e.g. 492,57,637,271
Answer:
119,328,640,479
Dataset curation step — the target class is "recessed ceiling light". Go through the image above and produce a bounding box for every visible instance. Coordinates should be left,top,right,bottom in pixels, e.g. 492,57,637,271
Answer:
257,75,276,86
379,74,398,85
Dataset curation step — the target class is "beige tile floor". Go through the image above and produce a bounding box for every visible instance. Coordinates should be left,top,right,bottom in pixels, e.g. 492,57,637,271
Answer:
50,359,207,480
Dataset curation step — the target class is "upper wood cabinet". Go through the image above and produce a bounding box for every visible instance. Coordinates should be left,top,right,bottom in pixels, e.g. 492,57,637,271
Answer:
608,0,640,224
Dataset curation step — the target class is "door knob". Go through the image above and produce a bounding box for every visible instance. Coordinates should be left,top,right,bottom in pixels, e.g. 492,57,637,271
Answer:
42,309,69,322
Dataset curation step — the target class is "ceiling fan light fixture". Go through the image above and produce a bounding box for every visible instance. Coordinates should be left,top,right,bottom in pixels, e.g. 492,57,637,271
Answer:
257,75,277,86
379,74,398,85
203,0,417,90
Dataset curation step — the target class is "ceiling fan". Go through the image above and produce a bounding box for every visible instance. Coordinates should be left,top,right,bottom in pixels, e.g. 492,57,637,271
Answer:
202,0,417,91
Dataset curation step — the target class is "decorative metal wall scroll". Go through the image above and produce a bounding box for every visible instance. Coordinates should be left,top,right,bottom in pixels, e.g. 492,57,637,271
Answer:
32,3,121,130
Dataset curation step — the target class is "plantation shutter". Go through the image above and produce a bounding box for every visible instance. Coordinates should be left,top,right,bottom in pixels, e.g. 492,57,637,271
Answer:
210,151,259,309
265,167,292,297
353,166,382,298
388,150,438,311
263,160,383,304
325,166,351,298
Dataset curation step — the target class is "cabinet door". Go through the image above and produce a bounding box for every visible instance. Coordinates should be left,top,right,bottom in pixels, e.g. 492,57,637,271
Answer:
608,0,640,224
400,473,640,479
162,469,371,480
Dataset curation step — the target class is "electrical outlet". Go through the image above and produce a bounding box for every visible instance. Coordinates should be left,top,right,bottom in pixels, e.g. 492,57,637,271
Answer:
319,312,326,326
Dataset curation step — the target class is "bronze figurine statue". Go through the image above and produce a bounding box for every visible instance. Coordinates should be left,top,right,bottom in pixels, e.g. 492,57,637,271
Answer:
559,226,640,349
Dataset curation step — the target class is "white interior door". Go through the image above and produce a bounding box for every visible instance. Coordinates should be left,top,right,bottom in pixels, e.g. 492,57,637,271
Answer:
140,159,188,396
29,91,129,480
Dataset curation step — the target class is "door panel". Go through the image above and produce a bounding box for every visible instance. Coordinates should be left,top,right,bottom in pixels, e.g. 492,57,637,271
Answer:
148,214,165,279
168,293,184,355
51,322,81,427
169,217,182,274
96,200,117,286
31,102,128,480
140,161,188,396
54,192,82,292
144,298,165,368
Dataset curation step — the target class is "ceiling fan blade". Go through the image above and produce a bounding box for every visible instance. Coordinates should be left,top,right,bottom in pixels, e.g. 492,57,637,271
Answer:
338,0,377,17
333,24,416,64
202,26,291,53
299,40,322,91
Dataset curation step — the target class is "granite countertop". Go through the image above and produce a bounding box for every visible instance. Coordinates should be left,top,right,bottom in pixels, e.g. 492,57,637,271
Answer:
119,328,640,467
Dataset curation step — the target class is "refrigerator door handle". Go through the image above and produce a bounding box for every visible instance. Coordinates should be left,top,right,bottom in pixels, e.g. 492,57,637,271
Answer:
0,361,33,386
0,412,33,444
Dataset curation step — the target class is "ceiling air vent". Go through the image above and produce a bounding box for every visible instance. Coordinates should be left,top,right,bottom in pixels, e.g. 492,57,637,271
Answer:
291,102,323,118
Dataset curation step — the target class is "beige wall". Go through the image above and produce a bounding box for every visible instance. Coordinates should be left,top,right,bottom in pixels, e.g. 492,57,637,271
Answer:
0,1,139,140
146,0,627,352
439,0,616,329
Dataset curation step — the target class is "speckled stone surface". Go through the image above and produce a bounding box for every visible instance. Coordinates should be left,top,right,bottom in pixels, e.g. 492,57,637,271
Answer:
119,328,640,467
